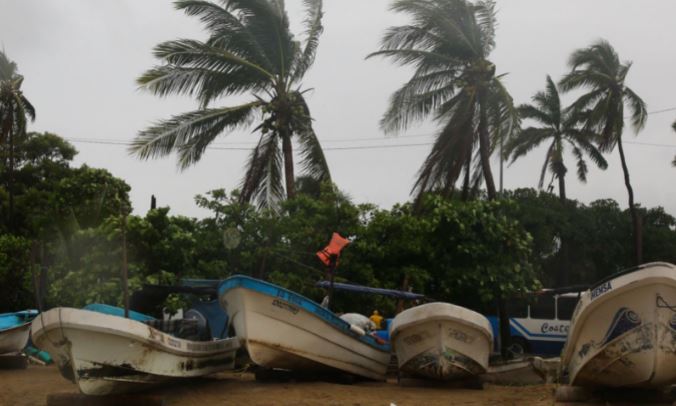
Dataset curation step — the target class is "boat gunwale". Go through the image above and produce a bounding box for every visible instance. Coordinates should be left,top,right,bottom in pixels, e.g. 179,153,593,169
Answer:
589,262,676,291
31,308,239,358
0,320,32,334
218,275,391,353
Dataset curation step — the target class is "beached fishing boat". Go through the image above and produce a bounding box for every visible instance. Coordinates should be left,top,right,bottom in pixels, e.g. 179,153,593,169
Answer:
389,302,493,381
31,306,240,395
562,262,676,388
0,310,37,355
218,275,391,380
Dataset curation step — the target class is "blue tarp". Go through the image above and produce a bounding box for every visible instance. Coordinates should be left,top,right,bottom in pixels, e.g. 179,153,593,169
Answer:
0,310,38,331
83,304,155,322
315,281,425,301
189,300,229,339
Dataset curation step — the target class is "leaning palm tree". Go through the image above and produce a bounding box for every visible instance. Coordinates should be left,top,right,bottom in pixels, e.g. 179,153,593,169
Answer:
560,40,647,265
506,75,608,200
369,0,517,358
0,51,35,227
130,0,330,209
367,0,518,203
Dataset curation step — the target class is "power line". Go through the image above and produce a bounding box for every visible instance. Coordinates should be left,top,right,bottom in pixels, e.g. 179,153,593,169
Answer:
63,137,435,151
63,136,676,151
646,106,676,115
61,103,676,152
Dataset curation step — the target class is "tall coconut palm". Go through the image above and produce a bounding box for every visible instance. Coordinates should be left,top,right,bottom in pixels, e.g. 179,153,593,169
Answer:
130,0,330,209
0,51,36,227
368,0,517,358
506,75,608,200
560,40,647,265
367,0,518,203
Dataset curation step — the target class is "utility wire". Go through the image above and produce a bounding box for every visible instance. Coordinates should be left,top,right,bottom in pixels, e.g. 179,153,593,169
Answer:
62,136,676,150
61,105,676,151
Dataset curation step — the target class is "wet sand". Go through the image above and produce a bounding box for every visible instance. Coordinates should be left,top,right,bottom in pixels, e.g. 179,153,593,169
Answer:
0,365,555,406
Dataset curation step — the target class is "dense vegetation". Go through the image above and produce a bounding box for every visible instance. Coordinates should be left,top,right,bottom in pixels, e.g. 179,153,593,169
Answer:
0,131,674,316
1,0,675,338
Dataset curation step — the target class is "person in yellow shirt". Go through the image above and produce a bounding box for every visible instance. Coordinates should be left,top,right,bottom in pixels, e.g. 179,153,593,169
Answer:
369,310,383,330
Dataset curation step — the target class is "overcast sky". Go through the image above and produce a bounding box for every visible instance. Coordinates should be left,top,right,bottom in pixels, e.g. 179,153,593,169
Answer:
1,0,675,218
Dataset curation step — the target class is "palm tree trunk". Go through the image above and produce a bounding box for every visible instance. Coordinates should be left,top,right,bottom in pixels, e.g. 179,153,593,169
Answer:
617,137,642,265
558,172,566,201
1,110,12,227
478,93,497,200
8,126,15,231
461,157,471,201
478,91,509,357
281,131,296,199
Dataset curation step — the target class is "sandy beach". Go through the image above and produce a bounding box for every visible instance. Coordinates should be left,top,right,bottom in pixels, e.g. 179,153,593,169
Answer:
0,365,554,406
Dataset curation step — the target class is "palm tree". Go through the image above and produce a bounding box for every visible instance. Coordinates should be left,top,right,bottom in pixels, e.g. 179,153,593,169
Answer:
506,75,608,200
560,40,647,265
367,0,518,203
369,0,517,358
0,51,35,227
131,0,330,209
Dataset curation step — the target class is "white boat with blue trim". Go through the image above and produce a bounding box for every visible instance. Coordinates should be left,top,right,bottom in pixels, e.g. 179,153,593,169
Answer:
562,262,676,388
218,275,391,380
31,306,240,395
390,302,493,381
0,310,37,355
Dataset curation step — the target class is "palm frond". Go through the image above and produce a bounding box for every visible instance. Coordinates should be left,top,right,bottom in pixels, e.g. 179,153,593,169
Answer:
130,102,261,169
151,39,274,82
239,132,284,209
565,129,608,170
412,93,476,200
290,0,323,83
215,0,295,76
175,0,275,72
559,70,615,93
473,0,497,55
381,71,457,133
0,51,18,81
518,104,553,127
18,94,35,122
389,0,480,58
292,93,331,182
570,145,588,183
505,127,554,163
623,86,647,133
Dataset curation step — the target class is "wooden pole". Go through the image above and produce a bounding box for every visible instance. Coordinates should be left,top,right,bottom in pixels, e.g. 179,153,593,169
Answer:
30,241,42,312
327,256,336,310
121,205,129,319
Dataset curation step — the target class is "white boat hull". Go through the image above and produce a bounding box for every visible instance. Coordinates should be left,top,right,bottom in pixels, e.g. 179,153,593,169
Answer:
220,280,390,380
562,262,676,388
0,322,31,355
31,308,239,395
390,303,492,381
